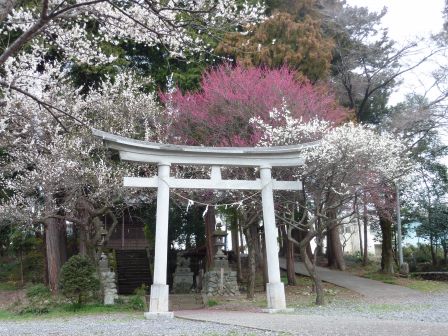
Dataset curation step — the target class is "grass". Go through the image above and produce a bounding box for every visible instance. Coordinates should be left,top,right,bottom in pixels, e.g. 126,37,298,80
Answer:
0,310,17,320
348,261,400,284
207,299,219,307
0,282,20,291
363,272,398,285
0,303,138,321
348,260,448,292
404,278,448,292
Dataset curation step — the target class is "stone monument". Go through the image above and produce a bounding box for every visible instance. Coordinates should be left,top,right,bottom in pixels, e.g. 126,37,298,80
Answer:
172,256,194,293
99,253,119,305
400,262,410,277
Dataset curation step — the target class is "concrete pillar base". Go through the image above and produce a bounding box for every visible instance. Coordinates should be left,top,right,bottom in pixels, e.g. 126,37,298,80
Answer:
262,308,295,314
148,284,170,313
144,311,174,319
266,282,287,310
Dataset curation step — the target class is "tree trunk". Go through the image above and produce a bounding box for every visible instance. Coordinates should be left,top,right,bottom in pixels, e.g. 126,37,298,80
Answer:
442,238,447,265
430,236,437,266
327,226,346,270
244,227,256,299
297,227,313,261
315,217,323,256
42,230,49,286
281,225,296,285
300,240,324,305
231,217,242,282
278,226,286,257
363,199,369,266
286,238,296,285
79,224,89,256
356,202,363,257
251,224,263,271
76,207,90,256
261,232,268,291
204,206,216,270
45,217,63,293
19,250,24,286
326,209,346,271
306,238,314,262
379,215,394,274
59,223,67,265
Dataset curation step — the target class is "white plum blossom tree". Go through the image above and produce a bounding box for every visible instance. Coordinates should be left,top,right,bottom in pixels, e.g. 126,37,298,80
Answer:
0,0,265,121
0,70,164,291
252,103,409,304
0,0,265,292
0,0,265,64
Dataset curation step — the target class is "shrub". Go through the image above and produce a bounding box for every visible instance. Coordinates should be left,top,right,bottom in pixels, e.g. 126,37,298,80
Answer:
127,295,145,311
19,283,52,314
127,285,148,311
59,255,100,307
207,299,219,307
26,283,51,298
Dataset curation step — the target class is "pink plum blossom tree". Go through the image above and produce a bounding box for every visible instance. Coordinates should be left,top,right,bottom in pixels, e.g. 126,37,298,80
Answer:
162,64,350,147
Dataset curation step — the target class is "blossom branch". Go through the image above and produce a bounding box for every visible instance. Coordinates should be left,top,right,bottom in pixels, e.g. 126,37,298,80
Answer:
0,80,87,127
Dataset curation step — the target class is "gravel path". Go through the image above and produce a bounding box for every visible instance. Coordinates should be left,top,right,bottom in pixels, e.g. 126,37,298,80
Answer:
0,313,278,336
176,309,448,336
2,293,448,336
2,267,446,336
292,292,448,323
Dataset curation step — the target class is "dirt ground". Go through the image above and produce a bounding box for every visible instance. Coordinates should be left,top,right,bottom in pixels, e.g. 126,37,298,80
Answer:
170,275,360,312
0,289,25,310
0,274,360,313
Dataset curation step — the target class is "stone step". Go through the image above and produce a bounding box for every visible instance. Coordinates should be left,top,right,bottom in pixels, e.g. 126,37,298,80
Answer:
116,249,152,295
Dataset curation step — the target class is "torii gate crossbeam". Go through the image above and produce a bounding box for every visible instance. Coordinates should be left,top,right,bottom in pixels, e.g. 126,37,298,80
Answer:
93,129,315,318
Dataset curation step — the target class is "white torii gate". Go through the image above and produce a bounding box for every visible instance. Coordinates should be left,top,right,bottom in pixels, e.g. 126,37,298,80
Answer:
93,129,315,317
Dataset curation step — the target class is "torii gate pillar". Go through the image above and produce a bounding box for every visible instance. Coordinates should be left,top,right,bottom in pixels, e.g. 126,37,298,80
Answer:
144,163,173,318
260,166,288,312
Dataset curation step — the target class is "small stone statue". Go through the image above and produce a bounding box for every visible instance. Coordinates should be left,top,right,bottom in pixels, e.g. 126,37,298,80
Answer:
99,253,118,305
172,255,194,294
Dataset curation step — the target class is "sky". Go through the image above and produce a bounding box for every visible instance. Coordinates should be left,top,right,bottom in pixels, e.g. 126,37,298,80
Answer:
346,1,446,245
345,0,446,104
345,0,445,41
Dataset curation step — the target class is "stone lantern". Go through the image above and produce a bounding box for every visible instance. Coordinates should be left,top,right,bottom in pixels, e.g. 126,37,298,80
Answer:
212,222,227,255
201,222,239,296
